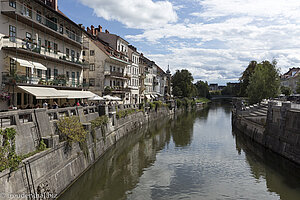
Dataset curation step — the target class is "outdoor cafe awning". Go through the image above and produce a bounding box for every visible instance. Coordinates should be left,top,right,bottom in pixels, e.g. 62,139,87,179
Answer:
59,90,95,99
145,95,152,99
31,62,47,70
11,57,34,68
18,86,67,99
11,57,47,70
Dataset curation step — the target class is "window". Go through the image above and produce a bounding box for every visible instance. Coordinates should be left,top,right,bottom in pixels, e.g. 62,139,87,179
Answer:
89,64,95,71
71,72,75,86
71,50,75,62
76,52,79,61
24,4,32,18
90,50,95,56
66,28,70,37
26,67,31,78
59,24,64,34
66,71,70,80
9,1,16,8
9,25,16,42
37,69,42,78
10,58,16,75
54,43,58,54
89,78,95,86
66,48,69,58
45,40,51,52
77,72,80,84
36,10,42,23
46,68,51,80
83,51,85,56
54,69,58,79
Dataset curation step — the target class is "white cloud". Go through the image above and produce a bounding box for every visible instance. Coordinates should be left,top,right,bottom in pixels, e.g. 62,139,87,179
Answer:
80,0,300,84
79,0,178,29
124,0,300,83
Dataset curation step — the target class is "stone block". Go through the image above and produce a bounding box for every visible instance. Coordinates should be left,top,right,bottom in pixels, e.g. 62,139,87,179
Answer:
43,135,59,148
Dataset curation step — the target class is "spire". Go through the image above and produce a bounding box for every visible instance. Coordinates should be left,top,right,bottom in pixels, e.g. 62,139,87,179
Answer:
166,64,171,74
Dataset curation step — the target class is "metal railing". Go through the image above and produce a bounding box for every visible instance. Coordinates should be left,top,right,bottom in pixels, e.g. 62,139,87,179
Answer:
1,0,82,44
2,36,85,66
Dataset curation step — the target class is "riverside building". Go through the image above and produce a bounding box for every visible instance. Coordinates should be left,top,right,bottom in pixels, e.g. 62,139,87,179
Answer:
0,0,90,110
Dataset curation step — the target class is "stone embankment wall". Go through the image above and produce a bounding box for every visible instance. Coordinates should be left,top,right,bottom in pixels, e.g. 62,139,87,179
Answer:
232,99,300,165
0,103,205,199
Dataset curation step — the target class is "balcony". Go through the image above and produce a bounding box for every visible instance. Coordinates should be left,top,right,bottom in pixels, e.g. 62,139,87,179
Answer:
1,1,82,48
104,70,128,80
1,36,86,69
104,86,130,94
2,72,82,88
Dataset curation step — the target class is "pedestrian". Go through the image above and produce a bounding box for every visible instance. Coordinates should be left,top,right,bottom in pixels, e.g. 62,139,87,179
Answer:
43,101,48,109
52,101,58,109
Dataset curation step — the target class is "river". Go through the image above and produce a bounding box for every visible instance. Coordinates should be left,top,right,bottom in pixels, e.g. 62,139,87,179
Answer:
59,103,300,200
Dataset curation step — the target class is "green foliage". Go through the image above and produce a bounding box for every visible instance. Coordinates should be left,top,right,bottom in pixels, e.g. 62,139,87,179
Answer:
210,90,221,95
57,116,87,144
176,99,183,108
0,128,21,172
221,84,240,96
246,60,280,104
91,115,108,140
171,69,196,98
195,80,210,98
116,109,136,119
195,98,211,104
280,86,292,96
37,139,47,151
91,115,108,130
239,60,257,96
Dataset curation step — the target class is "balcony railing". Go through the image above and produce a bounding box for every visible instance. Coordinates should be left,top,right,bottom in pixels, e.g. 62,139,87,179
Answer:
2,72,82,88
1,36,86,67
104,70,125,77
1,0,82,44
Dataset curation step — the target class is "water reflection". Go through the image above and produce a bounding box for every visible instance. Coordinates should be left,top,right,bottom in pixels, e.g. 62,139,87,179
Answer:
233,129,300,200
60,104,300,200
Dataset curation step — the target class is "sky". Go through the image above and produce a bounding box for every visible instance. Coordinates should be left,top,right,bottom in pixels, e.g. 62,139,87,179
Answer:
58,0,300,85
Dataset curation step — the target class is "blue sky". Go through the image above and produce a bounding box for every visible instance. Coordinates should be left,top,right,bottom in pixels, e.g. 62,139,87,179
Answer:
58,0,300,85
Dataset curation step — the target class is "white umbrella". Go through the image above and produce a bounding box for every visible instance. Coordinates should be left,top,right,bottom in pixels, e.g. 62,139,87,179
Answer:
112,96,121,101
103,95,114,101
89,95,104,101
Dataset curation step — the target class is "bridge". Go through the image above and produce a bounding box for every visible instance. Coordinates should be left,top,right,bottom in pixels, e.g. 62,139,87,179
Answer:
210,95,235,100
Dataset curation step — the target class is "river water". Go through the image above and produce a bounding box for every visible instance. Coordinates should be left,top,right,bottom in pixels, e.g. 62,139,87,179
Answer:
59,103,300,200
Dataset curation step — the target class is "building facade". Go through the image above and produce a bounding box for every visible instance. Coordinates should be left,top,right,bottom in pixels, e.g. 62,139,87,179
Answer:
128,45,140,104
0,0,87,110
281,68,300,93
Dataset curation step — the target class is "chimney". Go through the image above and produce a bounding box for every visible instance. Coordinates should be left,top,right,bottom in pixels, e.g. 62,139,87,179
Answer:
87,27,90,34
105,29,109,34
95,29,99,36
53,0,58,11
91,25,95,36
98,25,102,33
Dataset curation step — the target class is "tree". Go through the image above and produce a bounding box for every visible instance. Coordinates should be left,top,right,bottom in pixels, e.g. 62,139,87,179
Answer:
280,85,291,96
239,60,257,96
171,69,196,97
246,60,280,104
194,80,210,98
